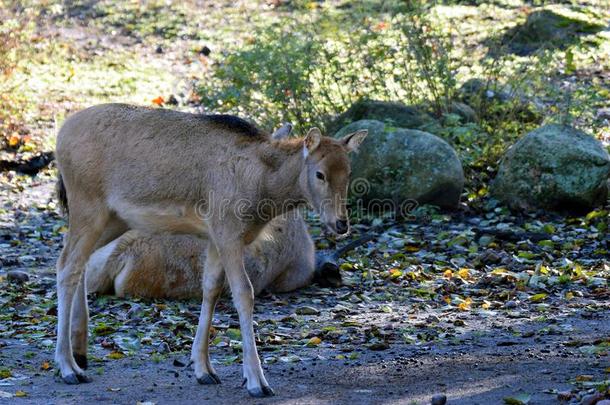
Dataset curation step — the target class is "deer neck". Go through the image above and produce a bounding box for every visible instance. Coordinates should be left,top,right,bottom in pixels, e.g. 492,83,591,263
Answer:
260,143,308,219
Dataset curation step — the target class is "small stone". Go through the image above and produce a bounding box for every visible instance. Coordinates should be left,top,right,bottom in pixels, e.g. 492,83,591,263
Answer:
156,342,170,354
199,46,211,56
556,391,572,401
581,392,603,405
478,249,502,265
431,394,447,405
427,315,440,323
7,270,29,284
596,108,610,120
368,341,389,351
127,303,142,318
295,306,320,315
155,45,163,54
596,400,610,405
504,300,518,309
453,319,466,327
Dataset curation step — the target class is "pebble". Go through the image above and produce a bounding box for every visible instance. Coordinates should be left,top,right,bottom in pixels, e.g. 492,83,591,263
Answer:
296,306,320,315
596,107,610,120
431,394,447,405
156,342,171,354
581,392,603,405
504,300,518,309
127,303,143,318
7,270,29,284
596,400,610,405
427,315,440,323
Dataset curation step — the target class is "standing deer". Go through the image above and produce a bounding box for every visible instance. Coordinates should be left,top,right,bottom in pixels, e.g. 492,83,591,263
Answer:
54,103,366,397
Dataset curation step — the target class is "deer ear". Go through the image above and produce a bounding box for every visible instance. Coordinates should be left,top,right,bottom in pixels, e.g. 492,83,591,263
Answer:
303,127,321,158
341,129,368,153
271,122,293,140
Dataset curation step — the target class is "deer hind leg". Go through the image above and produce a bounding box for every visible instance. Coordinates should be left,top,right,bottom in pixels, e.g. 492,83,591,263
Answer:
218,240,273,397
55,205,110,384
71,215,127,370
191,244,224,385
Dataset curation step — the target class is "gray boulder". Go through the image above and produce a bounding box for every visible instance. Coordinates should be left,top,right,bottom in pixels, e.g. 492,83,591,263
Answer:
335,120,464,210
492,124,610,212
326,100,435,135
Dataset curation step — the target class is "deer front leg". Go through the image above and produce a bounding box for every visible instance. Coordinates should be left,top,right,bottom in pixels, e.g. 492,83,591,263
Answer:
191,245,224,385
219,241,273,397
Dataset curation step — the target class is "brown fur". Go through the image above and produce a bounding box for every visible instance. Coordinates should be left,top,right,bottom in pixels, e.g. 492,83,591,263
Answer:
54,103,366,396
86,212,315,299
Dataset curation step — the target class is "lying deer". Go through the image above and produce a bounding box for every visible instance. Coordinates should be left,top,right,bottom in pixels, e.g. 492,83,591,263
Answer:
54,103,366,397
85,210,336,299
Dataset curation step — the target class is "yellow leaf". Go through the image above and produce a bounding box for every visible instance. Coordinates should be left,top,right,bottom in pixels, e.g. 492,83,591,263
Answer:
458,298,472,311
40,361,50,370
443,296,451,304
8,133,20,147
306,337,321,347
152,96,165,106
530,293,547,302
457,268,470,279
15,391,27,397
481,301,491,309
565,291,574,300
340,263,353,271
443,269,453,279
107,351,124,360
389,268,402,279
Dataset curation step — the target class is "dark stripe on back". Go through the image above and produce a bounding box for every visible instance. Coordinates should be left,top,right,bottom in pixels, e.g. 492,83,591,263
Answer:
199,114,265,138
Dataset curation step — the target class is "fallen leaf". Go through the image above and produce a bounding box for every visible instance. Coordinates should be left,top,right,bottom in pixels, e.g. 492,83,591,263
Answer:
107,351,125,360
503,392,530,404
530,293,547,302
306,337,322,347
8,133,20,147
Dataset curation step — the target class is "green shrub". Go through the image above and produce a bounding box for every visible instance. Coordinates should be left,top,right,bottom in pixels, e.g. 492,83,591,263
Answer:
197,7,459,132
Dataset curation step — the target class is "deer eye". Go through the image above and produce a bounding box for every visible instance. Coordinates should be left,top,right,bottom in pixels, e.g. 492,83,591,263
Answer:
316,171,326,181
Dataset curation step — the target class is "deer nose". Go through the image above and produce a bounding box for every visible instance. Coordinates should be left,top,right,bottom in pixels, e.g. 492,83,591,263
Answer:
335,219,349,234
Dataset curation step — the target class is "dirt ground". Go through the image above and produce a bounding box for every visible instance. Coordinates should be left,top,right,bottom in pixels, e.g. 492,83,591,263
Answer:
1,305,608,404
1,174,610,405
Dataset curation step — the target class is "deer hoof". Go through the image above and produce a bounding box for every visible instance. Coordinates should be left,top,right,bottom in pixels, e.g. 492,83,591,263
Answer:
76,373,92,383
73,353,88,370
197,372,221,385
62,373,80,385
248,385,275,398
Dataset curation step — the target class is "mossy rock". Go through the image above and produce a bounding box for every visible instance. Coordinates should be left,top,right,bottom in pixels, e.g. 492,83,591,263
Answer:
326,100,436,135
491,124,610,213
449,102,477,123
500,6,606,55
336,120,464,210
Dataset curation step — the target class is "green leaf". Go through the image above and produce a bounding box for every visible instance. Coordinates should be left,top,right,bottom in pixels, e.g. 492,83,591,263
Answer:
225,328,242,341
503,392,531,404
530,293,547,302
